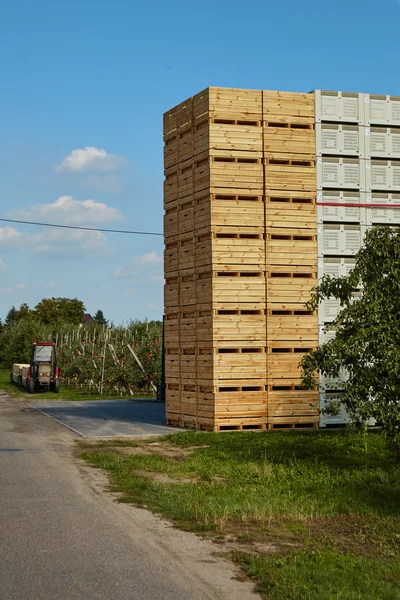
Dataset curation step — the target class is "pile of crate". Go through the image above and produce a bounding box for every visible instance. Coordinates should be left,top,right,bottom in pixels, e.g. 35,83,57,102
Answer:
315,90,400,426
263,91,319,428
163,87,319,430
164,88,267,430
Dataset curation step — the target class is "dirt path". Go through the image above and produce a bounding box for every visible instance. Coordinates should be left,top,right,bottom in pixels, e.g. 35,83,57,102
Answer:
0,395,258,600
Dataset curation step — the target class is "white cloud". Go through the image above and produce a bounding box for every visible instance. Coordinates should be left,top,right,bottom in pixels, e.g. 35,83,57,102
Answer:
0,225,107,257
25,228,107,256
47,282,55,288
135,252,163,266
0,259,6,270
56,147,127,173
7,196,123,225
0,226,21,243
0,282,26,293
112,252,163,284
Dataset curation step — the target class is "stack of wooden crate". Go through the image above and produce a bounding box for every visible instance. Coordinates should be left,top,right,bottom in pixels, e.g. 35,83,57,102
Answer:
263,91,319,428
163,87,319,430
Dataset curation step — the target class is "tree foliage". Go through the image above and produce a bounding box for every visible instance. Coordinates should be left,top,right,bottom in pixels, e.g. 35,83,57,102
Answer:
93,309,108,326
34,297,85,325
301,226,400,455
0,316,163,396
5,306,17,326
0,318,53,366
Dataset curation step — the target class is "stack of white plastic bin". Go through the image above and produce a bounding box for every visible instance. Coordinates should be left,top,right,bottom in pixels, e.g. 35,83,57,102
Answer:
315,90,400,426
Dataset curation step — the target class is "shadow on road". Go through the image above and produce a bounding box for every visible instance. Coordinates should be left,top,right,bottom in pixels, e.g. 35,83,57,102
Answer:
28,399,181,437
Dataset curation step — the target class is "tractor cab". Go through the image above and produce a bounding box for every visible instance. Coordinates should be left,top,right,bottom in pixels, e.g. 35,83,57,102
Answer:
27,342,59,394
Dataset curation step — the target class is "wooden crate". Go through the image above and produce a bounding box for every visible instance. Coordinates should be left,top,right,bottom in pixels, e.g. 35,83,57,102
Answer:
195,153,264,194
163,96,193,135
196,191,264,229
266,192,316,229
192,87,263,123
266,228,317,266
267,389,319,427
263,90,315,125
263,123,315,158
164,240,179,274
267,341,316,381
212,272,266,304
267,311,318,341
164,169,178,204
266,267,317,305
212,229,265,268
196,120,263,153
164,205,179,239
164,276,179,307
214,346,267,379
212,308,266,342
264,158,316,192
164,131,179,169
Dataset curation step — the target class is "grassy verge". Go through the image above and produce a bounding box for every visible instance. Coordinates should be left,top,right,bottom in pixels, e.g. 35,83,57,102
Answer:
0,369,155,401
80,430,400,599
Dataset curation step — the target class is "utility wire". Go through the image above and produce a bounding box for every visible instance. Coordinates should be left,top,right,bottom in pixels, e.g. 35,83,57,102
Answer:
0,217,163,236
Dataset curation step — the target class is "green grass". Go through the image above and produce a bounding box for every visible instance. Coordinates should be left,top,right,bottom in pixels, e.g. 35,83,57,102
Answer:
236,550,400,600
80,429,400,599
0,369,154,401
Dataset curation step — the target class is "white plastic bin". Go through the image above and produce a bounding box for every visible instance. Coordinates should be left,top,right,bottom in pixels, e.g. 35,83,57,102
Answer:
315,90,364,124
365,192,400,225
316,123,363,156
320,392,350,427
364,94,400,126
317,190,364,223
317,224,367,256
318,257,356,279
365,159,400,191
365,127,400,159
317,156,363,189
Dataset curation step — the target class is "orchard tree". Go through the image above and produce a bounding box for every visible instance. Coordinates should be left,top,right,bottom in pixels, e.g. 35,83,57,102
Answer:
94,309,108,326
34,297,85,325
301,226,400,459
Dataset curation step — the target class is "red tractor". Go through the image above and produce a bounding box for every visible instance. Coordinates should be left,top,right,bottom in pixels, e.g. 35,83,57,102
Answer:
26,342,60,394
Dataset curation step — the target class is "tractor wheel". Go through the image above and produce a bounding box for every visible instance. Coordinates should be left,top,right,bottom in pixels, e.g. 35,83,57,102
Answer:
18,375,22,388
28,378,35,394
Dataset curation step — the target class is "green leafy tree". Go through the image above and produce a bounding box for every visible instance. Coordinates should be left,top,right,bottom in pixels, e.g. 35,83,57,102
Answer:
5,306,17,326
34,297,85,325
301,226,400,459
93,309,108,326
0,318,53,367
15,303,34,321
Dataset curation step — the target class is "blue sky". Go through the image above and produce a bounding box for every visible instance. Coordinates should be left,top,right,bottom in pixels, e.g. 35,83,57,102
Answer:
0,0,399,324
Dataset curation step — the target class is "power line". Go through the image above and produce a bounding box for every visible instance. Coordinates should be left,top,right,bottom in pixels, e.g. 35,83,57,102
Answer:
0,217,163,236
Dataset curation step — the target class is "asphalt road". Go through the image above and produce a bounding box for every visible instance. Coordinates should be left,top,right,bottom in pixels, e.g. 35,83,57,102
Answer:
0,395,257,600
29,399,180,438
